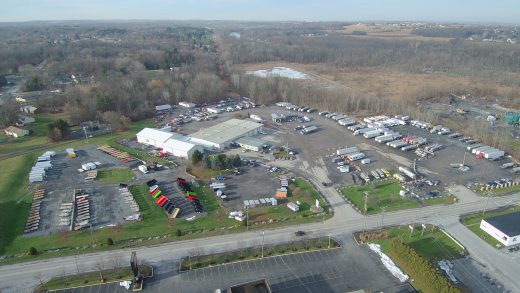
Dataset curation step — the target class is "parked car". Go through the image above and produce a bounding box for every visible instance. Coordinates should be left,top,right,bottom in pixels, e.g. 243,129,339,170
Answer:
295,231,306,236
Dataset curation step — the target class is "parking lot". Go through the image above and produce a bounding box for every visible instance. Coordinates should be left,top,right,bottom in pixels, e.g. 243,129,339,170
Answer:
29,145,140,236
206,163,281,211
228,106,517,191
56,241,415,293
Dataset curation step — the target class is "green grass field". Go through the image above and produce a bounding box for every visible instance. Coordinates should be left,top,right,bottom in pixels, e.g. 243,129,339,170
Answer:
97,168,135,184
462,207,519,248
341,180,420,214
365,225,465,262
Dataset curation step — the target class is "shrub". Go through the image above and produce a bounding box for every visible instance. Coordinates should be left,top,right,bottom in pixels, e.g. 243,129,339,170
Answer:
107,238,114,245
28,247,38,256
176,229,182,237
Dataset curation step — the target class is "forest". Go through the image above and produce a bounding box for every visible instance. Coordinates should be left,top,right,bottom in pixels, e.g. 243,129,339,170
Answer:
0,22,227,124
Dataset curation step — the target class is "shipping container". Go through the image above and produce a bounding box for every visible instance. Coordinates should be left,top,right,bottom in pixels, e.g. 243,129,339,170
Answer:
348,153,366,161
336,147,359,156
363,130,382,139
401,144,419,151
398,166,416,179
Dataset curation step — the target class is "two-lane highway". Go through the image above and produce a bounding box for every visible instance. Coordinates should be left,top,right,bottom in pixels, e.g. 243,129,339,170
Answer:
1,189,519,293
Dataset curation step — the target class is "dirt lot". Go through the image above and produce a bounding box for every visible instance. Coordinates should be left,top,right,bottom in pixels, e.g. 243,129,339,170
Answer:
29,145,139,236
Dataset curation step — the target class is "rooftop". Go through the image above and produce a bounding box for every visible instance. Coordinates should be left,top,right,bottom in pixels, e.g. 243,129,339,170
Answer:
136,128,174,143
190,119,262,145
484,211,520,237
236,137,266,148
228,279,272,293
163,138,199,152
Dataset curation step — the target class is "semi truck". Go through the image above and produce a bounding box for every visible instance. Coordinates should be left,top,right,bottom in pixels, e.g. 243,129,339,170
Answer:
399,166,417,179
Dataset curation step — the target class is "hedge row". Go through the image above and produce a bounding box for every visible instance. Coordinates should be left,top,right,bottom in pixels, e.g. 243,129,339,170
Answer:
388,239,459,293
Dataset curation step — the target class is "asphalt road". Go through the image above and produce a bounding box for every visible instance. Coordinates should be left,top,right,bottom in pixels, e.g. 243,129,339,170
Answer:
1,189,519,293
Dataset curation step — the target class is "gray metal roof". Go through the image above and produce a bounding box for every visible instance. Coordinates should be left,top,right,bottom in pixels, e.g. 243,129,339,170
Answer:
236,136,266,148
484,211,520,237
190,119,262,145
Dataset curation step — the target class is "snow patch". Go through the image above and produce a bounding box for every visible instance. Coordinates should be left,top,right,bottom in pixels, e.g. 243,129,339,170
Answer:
368,243,409,282
246,67,309,80
438,260,459,284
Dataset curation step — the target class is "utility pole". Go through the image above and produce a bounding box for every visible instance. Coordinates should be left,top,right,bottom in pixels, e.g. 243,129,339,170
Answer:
482,192,493,216
82,126,88,142
363,192,368,232
380,207,386,231
74,255,80,274
261,231,265,258
89,223,94,247
246,207,249,231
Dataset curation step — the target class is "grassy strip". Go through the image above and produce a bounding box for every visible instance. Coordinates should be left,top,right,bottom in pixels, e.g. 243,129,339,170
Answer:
341,180,420,214
358,225,465,262
462,207,519,248
96,168,135,184
422,195,457,206
180,237,340,271
36,265,152,291
476,185,520,196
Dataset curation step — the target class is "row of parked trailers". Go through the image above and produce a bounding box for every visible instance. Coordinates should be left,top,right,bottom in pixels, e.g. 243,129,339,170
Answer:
29,151,56,183
147,179,180,217
73,190,92,231
24,189,46,234
467,144,505,160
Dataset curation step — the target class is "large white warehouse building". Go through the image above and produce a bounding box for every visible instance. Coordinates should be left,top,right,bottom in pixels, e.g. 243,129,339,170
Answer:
480,212,520,247
136,128,173,148
161,138,203,159
189,119,263,151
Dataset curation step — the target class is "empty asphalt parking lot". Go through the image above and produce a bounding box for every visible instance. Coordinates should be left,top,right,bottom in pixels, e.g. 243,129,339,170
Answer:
50,243,414,292
130,241,413,292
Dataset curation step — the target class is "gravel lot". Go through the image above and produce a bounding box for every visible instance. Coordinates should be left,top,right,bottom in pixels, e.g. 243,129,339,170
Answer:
28,145,139,236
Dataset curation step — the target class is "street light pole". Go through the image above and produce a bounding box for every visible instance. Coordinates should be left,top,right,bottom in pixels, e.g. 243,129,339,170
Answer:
380,207,386,231
363,192,368,232
261,231,265,258
482,192,492,216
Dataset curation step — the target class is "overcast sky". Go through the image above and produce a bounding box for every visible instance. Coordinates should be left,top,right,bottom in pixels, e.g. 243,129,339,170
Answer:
0,0,518,23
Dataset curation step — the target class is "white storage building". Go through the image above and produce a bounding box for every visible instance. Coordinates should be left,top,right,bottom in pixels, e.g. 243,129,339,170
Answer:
480,212,520,247
162,138,203,159
136,128,174,148
236,137,267,152
189,119,263,151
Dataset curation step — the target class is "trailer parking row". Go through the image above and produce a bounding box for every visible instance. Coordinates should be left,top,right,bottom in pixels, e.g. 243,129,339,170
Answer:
119,185,140,213
24,189,46,234
73,190,92,231
29,151,56,183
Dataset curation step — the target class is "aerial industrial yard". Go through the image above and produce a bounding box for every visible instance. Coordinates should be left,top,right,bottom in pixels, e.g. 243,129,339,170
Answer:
1,14,520,293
